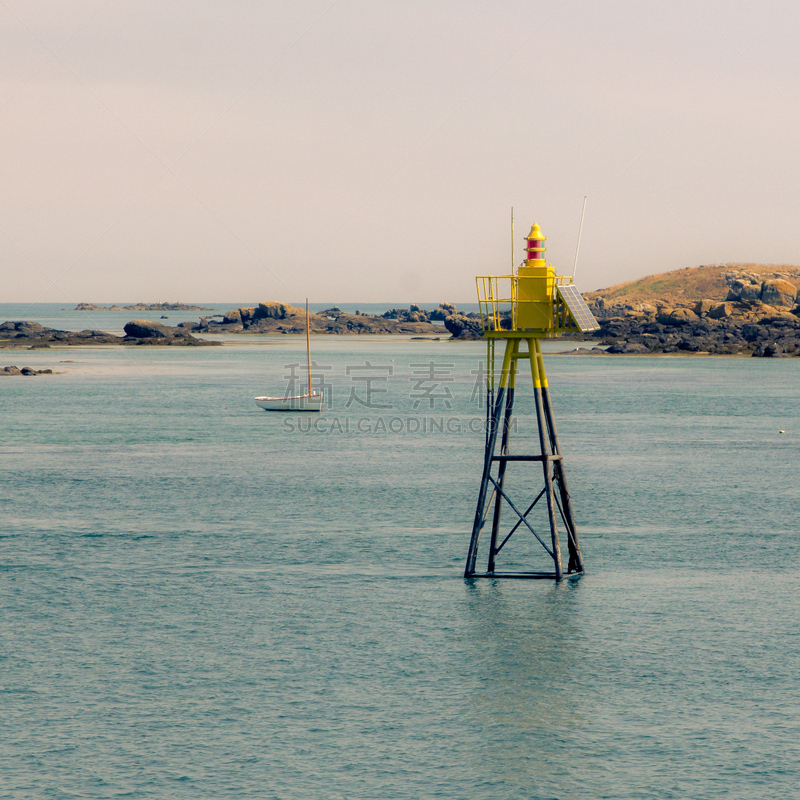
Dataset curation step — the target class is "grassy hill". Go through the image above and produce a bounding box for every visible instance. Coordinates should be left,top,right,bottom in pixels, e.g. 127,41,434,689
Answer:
584,263,800,307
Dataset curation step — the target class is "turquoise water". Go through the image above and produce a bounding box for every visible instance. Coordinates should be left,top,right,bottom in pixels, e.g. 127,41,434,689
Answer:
1,336,799,799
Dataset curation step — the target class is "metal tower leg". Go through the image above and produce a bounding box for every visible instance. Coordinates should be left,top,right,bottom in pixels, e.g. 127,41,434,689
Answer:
529,339,563,580
487,346,518,572
535,343,584,574
464,340,515,577
464,337,585,581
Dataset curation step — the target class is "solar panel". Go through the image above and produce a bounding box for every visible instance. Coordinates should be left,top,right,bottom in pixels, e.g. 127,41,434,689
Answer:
556,285,600,332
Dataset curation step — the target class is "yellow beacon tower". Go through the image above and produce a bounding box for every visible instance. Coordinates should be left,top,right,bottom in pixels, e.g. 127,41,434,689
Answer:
465,220,600,581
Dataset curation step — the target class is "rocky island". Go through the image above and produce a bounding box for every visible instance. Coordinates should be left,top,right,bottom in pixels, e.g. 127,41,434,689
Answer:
0,304,467,349
1,365,53,376
0,320,220,348
581,264,800,356
180,302,465,336
74,302,216,311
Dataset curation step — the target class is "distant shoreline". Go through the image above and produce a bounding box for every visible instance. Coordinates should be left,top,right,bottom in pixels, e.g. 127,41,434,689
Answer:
74,302,216,312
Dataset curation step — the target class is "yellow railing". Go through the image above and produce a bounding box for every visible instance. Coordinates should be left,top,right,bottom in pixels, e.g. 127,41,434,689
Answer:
476,275,516,333
476,274,576,334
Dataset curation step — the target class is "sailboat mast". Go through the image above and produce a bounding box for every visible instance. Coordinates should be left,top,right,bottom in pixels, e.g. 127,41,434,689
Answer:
306,298,312,394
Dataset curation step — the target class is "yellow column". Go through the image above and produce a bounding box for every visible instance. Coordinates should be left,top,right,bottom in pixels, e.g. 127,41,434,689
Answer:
534,339,548,390
498,338,519,390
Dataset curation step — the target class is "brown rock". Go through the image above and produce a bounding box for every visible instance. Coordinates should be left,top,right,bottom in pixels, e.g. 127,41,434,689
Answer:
760,278,797,308
752,303,778,319
657,308,699,325
254,302,302,320
708,302,734,319
726,279,762,301
444,314,483,339
123,320,174,339
607,341,650,354
430,303,457,321
2,321,49,338
754,308,799,324
694,299,715,316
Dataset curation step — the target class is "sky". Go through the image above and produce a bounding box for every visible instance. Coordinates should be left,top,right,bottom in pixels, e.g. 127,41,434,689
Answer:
2,0,799,305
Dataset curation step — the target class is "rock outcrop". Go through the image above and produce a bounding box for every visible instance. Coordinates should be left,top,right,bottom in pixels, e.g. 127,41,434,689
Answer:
0,320,118,346
75,302,215,311
707,302,734,319
586,264,800,319
430,303,457,321
656,308,699,326
582,299,800,357
760,279,797,308
1,320,220,348
1,365,53,376
121,321,218,345
726,278,763,302
254,301,299,320
381,304,430,323
444,314,483,339
606,341,650,354
725,275,797,308
578,262,800,355
185,303,452,336
1,321,51,337
123,320,174,339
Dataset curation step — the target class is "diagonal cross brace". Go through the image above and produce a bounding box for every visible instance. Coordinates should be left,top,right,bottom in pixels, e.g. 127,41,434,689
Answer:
477,487,497,532
487,475,553,556
494,487,547,555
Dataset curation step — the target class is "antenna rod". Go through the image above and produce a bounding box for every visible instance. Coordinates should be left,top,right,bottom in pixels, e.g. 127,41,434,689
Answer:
572,196,587,280
306,298,312,394
511,207,514,272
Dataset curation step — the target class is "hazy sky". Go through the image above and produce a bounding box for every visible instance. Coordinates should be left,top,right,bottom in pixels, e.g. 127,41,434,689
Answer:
2,0,799,304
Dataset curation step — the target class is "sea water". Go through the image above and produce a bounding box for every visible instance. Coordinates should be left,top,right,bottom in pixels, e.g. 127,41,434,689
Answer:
1,335,798,799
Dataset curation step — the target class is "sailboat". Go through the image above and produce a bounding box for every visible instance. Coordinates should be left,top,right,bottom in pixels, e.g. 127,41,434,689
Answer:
255,299,323,412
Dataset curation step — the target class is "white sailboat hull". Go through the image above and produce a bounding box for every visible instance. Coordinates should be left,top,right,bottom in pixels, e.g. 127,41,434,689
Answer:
255,392,323,412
